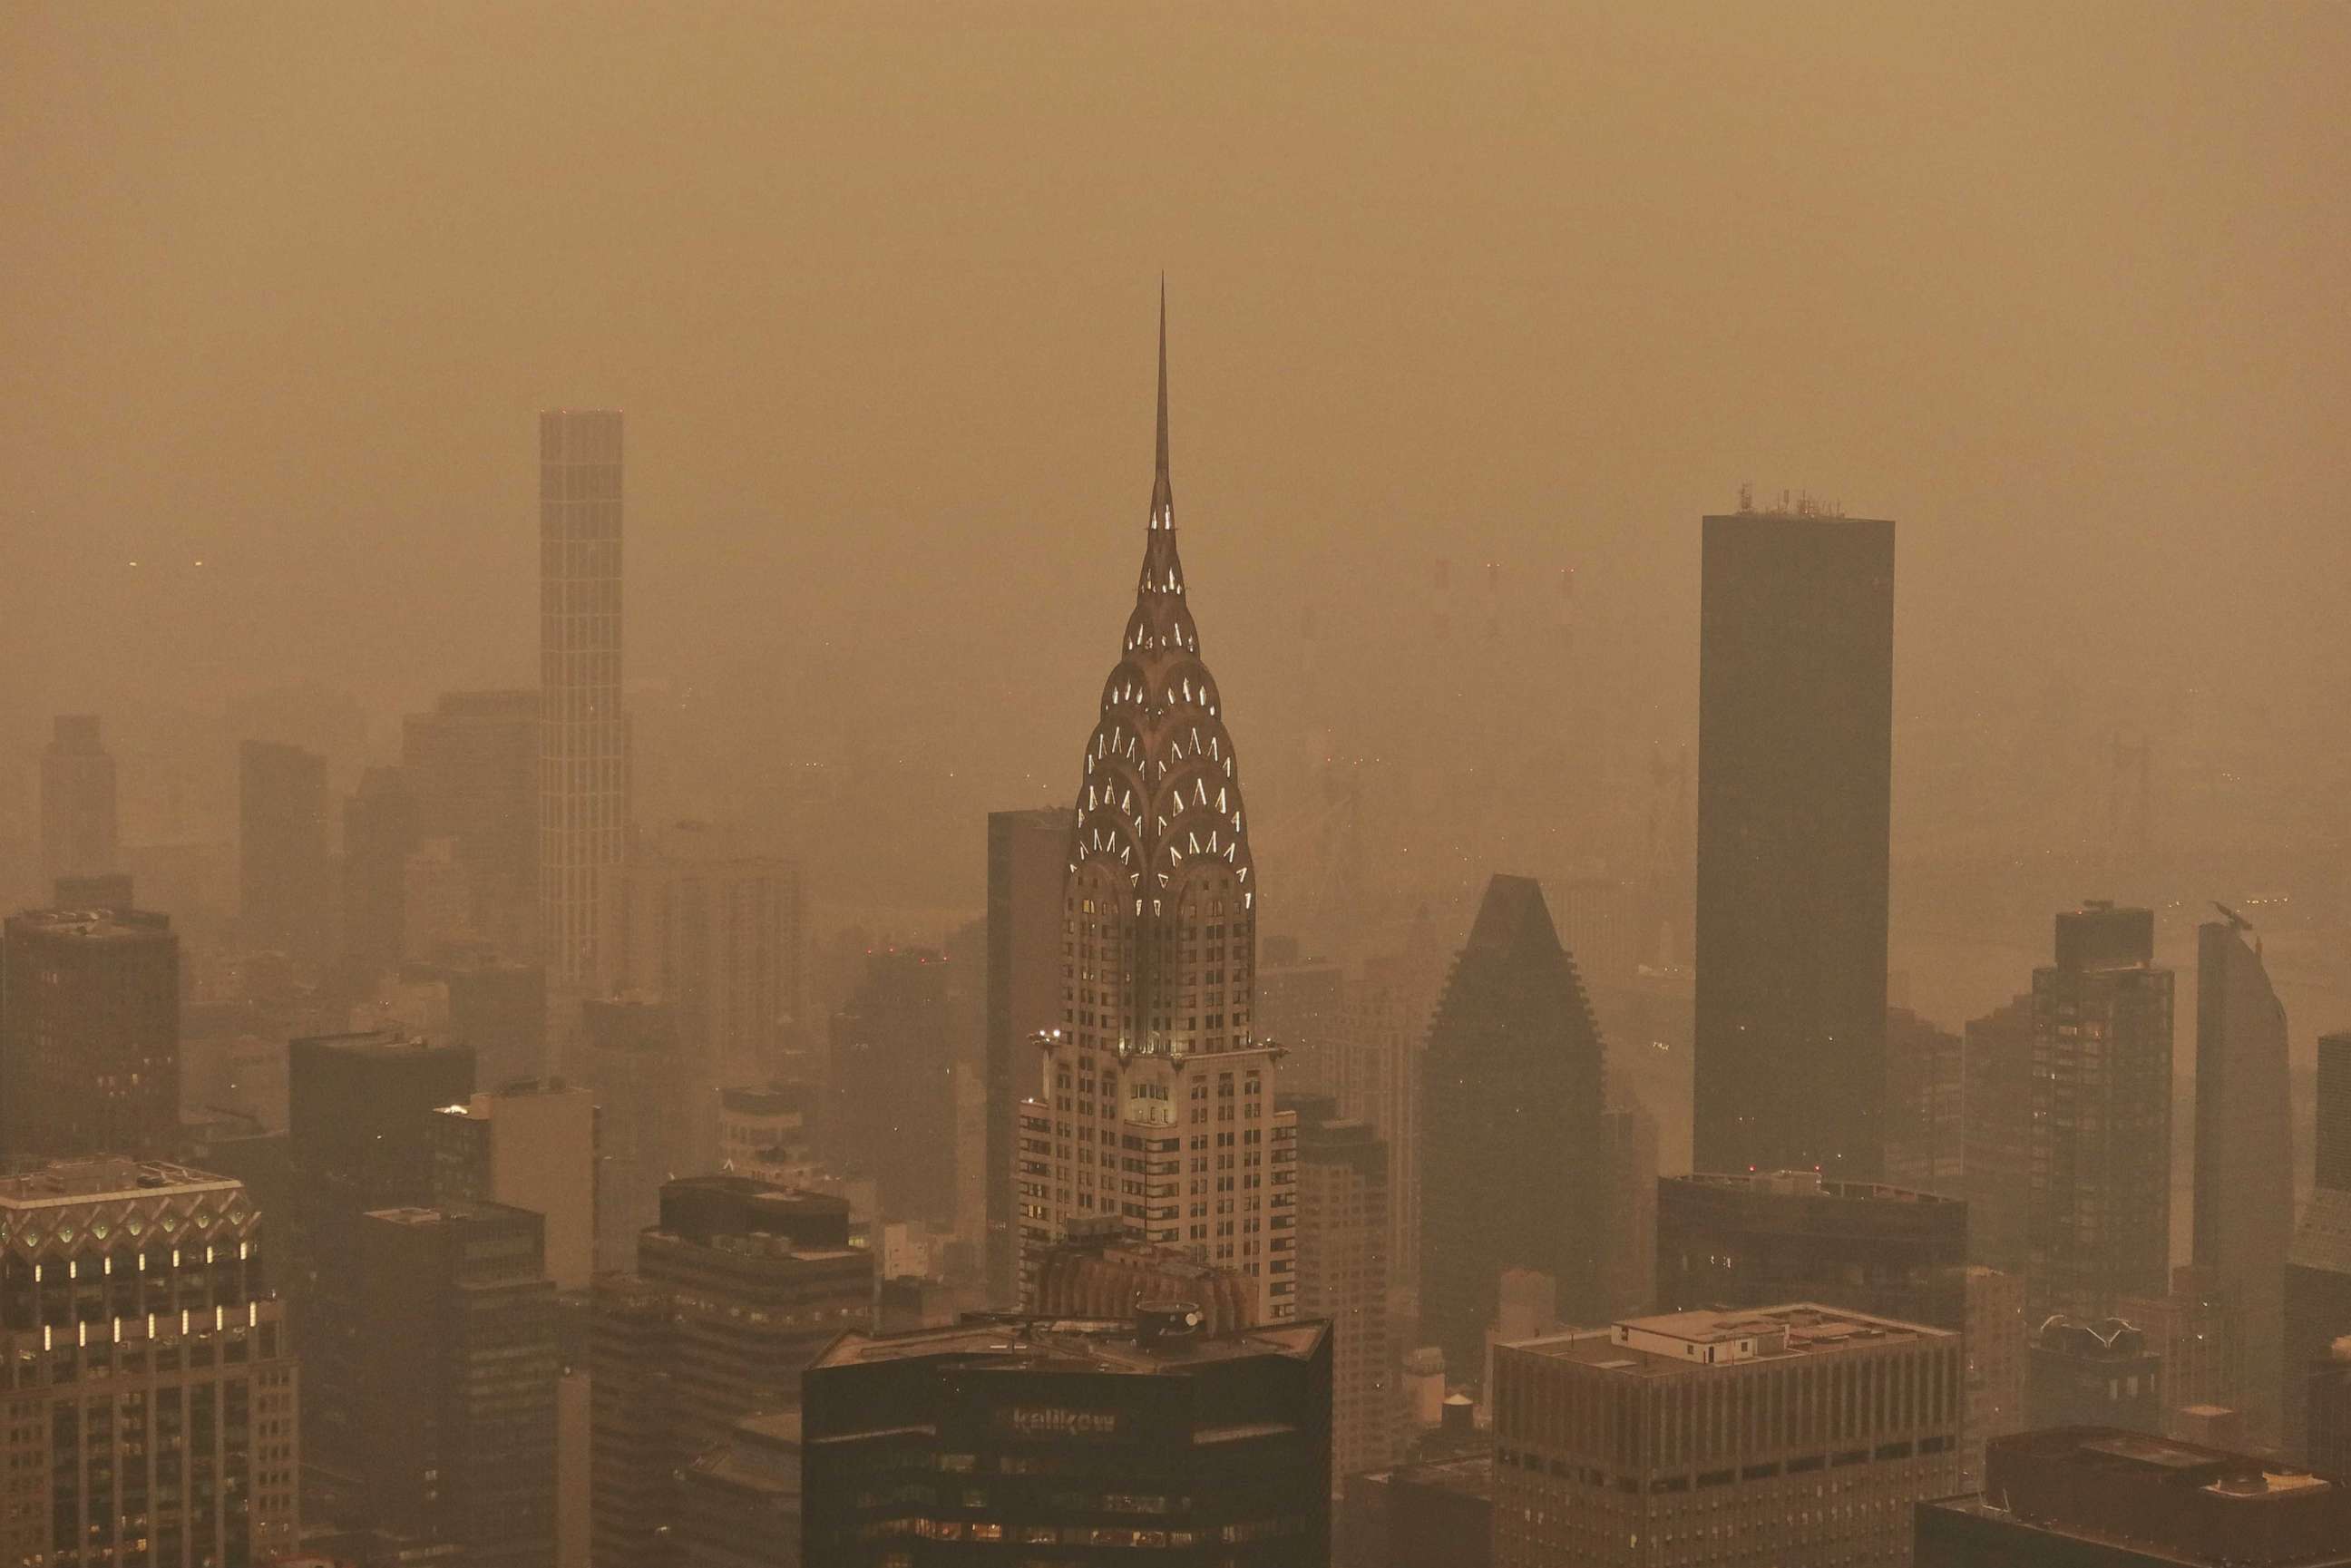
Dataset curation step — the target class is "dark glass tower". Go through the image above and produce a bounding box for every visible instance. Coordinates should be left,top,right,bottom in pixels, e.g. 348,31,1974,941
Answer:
1693,506,1894,1180
1418,874,1605,1378
2194,912,2291,1438
985,805,1066,1306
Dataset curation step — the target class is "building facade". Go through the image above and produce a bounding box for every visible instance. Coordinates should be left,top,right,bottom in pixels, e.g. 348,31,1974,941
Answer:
1655,1170,1967,1329
538,409,628,998
802,1311,1332,1566
2028,1318,2163,1435
2192,914,2291,1439
428,1078,599,1291
2285,1030,2351,1460
828,946,957,1227
354,1203,558,1567
1491,1304,1963,1568
39,715,117,889
285,1030,477,1520
1017,305,1296,1325
1961,994,2034,1275
1419,874,1607,1378
590,1177,872,1568
1962,1266,2027,1492
1884,1006,1964,1196
1693,505,1895,1181
1287,1095,1398,1487
1,905,180,1164
1916,1427,2351,1567
403,689,541,959
2026,903,2175,1322
239,739,329,969
985,806,1068,1307
0,1159,299,1568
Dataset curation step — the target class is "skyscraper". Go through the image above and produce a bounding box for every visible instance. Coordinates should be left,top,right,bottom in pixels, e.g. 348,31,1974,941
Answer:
428,1077,600,1291
2284,1031,2351,1459
1884,1005,1965,1196
0,1159,300,1568
0,904,180,1163
2194,911,2291,1438
2026,902,2174,1322
590,1176,872,1568
341,765,420,982
287,1030,478,1521
828,944,957,1226
607,819,803,1091
1961,994,2035,1273
1286,1093,1399,1488
1655,1169,1967,1329
539,409,628,999
355,1203,559,1568
1693,504,1895,1180
403,688,541,956
1017,299,1296,1324
239,737,330,967
985,805,1068,1305
39,714,117,887
1419,874,1605,1378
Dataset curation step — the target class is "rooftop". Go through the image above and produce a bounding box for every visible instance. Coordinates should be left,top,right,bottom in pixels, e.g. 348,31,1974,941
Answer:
814,1312,1329,1374
1670,1169,1960,1205
1510,1302,1952,1376
0,1159,239,1209
7,906,171,940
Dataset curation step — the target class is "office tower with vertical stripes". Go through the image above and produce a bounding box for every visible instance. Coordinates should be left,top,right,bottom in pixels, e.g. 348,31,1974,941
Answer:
538,410,628,999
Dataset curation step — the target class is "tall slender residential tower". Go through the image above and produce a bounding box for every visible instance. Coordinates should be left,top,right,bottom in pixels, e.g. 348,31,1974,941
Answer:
539,410,628,1001
1694,503,1895,1180
986,806,1068,1306
1016,297,1297,1324
2194,911,2291,1439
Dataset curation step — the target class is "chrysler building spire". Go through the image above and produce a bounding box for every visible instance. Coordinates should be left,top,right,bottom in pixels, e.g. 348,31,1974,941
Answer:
1016,296,1293,1323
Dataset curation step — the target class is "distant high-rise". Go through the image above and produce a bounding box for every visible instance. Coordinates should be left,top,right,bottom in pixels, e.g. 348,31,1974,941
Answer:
829,945,957,1226
239,737,329,966
1419,874,1606,1376
1595,1096,1660,1319
1286,1093,1399,1488
429,1078,599,1291
1962,1266,2028,1492
1961,994,2035,1273
1016,299,1297,1324
576,997,694,1271
0,904,180,1163
538,409,628,998
984,805,1066,1306
804,1313,1332,1567
1884,1005,1965,1195
608,819,802,1101
2284,1031,2351,1459
2120,1265,2245,1439
2027,1317,2166,1436
1656,1169,1968,1329
355,1203,558,1568
0,1159,299,1567
341,765,419,982
39,714,117,887
404,689,541,956
1694,505,1895,1180
2026,903,2174,1321
287,1030,478,1519
2195,914,2292,1439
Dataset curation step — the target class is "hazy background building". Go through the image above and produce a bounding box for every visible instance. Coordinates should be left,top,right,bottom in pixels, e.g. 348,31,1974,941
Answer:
1693,507,1895,1182
539,409,628,1004
39,714,117,889
1419,873,1605,1377
239,737,329,968
2025,903,2174,1322
2285,1031,2351,1461
983,804,1066,1306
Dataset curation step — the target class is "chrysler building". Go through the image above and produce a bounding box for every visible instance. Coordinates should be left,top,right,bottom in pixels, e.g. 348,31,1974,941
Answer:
1016,297,1296,1322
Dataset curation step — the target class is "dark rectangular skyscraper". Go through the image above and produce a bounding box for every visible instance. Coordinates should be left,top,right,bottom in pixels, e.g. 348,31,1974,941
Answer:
0,905,180,1163
2194,914,2292,1439
240,737,330,967
1694,506,1895,1181
984,805,1065,1306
